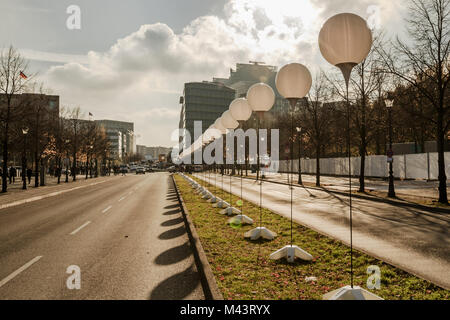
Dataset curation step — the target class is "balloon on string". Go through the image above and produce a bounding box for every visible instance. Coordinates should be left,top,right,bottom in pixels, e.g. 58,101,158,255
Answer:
229,98,252,121
318,13,372,67
275,63,312,99
220,110,239,129
246,83,275,112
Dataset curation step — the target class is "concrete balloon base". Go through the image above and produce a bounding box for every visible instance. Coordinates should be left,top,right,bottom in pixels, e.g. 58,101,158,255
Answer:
270,245,313,263
244,227,277,241
220,207,241,216
228,215,254,226
207,196,219,203
213,200,230,209
323,286,383,300
202,192,212,200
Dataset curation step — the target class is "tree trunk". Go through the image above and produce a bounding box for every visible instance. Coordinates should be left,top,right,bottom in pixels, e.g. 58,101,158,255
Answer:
316,145,320,187
2,101,10,193
437,110,448,204
34,153,39,188
2,138,8,192
40,159,45,186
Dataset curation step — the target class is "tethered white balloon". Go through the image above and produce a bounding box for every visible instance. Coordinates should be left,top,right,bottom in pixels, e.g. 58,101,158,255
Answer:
244,82,276,242
229,98,252,121
319,13,379,301
271,62,313,264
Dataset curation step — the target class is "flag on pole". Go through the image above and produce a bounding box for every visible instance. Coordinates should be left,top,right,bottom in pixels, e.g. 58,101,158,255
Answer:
19,71,27,79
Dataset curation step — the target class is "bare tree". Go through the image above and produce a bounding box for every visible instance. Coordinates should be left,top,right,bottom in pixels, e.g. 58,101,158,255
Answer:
67,107,84,181
301,72,335,186
379,0,450,204
0,46,32,192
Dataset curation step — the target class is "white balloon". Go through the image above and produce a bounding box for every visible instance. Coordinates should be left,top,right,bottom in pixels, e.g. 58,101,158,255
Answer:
276,63,312,99
246,83,275,112
220,110,239,129
318,13,372,66
229,98,252,121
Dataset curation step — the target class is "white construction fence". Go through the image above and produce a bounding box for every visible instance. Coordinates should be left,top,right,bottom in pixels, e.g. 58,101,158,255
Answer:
272,152,450,180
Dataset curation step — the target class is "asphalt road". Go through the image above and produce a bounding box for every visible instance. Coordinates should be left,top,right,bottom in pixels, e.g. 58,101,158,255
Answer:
195,172,450,290
0,172,204,300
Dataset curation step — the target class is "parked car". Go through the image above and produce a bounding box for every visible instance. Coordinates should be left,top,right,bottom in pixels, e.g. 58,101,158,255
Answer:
136,167,145,174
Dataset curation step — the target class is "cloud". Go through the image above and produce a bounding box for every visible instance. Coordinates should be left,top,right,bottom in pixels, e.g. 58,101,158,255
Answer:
40,0,406,147
21,49,88,64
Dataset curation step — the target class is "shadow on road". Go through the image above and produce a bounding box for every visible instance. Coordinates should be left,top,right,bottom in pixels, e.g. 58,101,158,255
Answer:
161,217,184,227
148,264,200,300
164,204,179,210
158,225,186,240
154,241,192,265
163,209,181,216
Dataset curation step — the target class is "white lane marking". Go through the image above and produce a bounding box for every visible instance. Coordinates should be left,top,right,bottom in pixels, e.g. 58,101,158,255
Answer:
0,256,43,288
118,196,126,202
0,179,110,211
70,221,91,235
102,206,112,214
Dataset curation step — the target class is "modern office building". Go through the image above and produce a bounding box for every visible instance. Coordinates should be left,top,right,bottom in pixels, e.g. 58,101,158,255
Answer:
213,61,288,113
95,120,135,160
179,81,235,144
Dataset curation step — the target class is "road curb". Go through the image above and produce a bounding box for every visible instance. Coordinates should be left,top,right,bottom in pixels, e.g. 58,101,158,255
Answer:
236,175,450,214
171,174,223,301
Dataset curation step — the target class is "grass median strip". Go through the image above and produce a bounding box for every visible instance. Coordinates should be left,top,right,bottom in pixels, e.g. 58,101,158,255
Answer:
174,174,449,300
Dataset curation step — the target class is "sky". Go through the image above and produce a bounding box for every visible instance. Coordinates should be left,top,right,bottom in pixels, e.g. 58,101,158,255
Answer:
0,0,409,148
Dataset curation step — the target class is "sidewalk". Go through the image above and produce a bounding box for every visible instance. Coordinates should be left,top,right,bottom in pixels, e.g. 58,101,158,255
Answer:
238,171,450,210
0,174,120,208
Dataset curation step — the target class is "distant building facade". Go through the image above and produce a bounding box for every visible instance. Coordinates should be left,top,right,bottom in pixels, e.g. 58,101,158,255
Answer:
213,62,288,114
95,120,135,160
136,145,171,161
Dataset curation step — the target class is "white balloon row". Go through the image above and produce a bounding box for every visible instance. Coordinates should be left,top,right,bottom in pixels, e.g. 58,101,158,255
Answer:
179,12,372,162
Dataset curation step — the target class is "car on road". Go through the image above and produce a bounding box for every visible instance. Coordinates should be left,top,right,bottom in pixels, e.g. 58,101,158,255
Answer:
135,167,145,174
168,166,176,173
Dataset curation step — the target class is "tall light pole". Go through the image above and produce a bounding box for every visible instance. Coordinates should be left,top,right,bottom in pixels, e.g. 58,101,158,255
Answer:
319,13,382,300
296,127,303,185
22,127,29,190
271,63,313,263
219,110,240,216
212,118,228,209
228,98,254,226
244,83,277,242
385,98,396,198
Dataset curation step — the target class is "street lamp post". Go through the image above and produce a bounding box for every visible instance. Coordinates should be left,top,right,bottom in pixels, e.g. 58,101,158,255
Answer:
319,13,382,300
296,127,303,185
386,98,396,198
22,127,29,190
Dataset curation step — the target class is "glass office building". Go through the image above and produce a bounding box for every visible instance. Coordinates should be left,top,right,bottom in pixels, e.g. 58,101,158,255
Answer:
179,81,235,145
